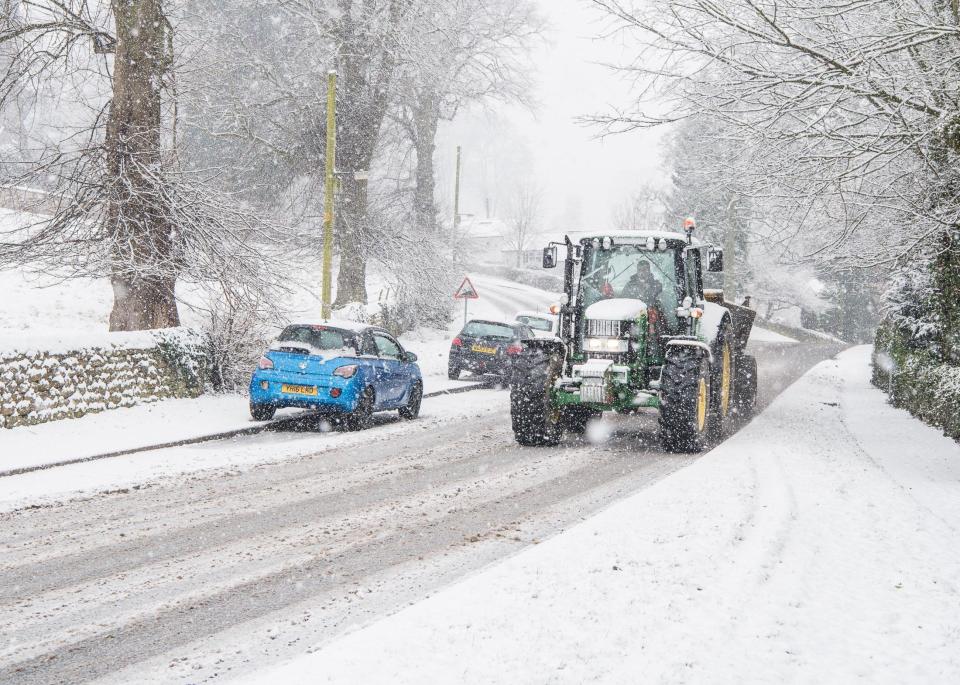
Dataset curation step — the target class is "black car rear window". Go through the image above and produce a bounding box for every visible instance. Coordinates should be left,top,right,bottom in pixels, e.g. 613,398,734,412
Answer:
462,321,515,339
278,325,358,353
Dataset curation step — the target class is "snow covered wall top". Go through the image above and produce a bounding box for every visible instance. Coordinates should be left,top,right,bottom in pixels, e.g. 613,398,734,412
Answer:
0,329,160,357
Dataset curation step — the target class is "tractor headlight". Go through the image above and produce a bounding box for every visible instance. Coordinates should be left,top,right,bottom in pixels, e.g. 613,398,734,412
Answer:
583,337,629,353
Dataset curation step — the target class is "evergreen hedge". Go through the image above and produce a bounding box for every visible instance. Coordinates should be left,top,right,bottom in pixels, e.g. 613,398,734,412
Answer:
873,322,960,441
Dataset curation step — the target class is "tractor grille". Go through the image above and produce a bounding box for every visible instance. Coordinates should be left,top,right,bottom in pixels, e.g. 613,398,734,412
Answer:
584,351,624,362
580,379,606,403
587,319,622,337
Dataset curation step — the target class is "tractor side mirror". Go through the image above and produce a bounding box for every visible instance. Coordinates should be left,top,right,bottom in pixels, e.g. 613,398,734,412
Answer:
542,246,558,269
708,248,724,272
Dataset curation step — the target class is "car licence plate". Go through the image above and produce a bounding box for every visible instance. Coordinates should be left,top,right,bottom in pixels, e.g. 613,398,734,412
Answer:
281,383,318,396
471,345,497,355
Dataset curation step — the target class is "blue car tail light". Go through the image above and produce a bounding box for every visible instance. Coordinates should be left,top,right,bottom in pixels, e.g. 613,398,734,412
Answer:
333,364,359,378
258,355,274,370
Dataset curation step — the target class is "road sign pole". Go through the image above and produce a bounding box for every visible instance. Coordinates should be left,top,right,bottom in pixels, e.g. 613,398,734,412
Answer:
464,297,468,325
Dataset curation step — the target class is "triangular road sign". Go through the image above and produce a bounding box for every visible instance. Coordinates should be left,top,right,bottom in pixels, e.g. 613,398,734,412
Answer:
454,276,479,300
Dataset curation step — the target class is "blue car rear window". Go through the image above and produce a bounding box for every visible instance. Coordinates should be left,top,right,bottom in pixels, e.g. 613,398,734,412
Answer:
278,326,358,353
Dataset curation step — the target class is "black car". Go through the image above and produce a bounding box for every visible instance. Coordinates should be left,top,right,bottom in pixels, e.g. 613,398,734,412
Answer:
448,319,535,380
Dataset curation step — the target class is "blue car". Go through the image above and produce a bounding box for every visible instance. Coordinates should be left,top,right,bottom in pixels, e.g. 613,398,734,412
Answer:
249,321,422,430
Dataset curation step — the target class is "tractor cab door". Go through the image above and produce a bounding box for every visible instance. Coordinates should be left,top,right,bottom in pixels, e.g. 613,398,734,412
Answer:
683,247,705,305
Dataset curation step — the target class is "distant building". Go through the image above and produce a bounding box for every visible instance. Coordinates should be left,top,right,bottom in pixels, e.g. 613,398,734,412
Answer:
455,218,510,265
456,218,594,269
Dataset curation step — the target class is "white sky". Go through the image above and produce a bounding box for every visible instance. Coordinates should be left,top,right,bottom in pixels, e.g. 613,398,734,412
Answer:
438,0,667,234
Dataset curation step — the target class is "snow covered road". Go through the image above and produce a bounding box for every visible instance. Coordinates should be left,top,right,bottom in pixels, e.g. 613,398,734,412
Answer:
260,346,960,684
0,340,839,684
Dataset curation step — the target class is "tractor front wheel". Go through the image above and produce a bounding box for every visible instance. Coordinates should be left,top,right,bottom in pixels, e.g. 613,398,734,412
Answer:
659,348,711,453
510,346,564,447
511,383,562,446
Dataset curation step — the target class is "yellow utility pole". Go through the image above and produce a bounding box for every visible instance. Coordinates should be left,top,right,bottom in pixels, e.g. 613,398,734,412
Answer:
321,71,337,319
453,145,462,229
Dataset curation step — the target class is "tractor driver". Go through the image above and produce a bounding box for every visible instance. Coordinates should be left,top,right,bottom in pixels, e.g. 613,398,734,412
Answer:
621,259,663,304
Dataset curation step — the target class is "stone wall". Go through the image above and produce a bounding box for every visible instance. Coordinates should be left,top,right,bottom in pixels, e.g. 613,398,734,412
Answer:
0,329,207,429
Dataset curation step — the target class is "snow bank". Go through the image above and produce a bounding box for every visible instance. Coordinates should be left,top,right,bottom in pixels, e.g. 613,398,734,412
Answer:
243,346,960,684
749,326,798,343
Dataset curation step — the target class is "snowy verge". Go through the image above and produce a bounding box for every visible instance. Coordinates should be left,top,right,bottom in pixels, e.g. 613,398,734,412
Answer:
0,375,485,475
0,389,503,512
241,346,960,684
0,394,263,473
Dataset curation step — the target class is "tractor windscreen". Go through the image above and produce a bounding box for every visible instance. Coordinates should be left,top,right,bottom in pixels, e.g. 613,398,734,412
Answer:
581,244,681,328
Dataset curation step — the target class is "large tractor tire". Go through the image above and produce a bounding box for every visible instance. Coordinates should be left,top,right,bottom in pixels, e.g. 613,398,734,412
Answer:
734,354,758,417
709,320,737,440
659,347,712,453
510,345,564,447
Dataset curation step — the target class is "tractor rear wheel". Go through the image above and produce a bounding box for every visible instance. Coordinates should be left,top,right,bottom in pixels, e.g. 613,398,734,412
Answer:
709,322,736,440
734,354,758,416
659,348,711,453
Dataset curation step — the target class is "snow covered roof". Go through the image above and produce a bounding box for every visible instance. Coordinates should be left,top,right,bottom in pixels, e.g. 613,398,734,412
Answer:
577,230,699,245
530,229,703,248
457,218,509,239
514,310,556,320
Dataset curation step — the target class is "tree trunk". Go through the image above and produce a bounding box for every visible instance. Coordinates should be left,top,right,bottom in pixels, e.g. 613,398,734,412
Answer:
334,174,369,306
106,0,179,330
412,100,439,236
331,0,402,308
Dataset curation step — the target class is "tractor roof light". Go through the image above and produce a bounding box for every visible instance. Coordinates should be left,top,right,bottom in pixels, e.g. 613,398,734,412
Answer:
683,217,696,244
601,236,613,250
658,238,667,251
646,236,655,251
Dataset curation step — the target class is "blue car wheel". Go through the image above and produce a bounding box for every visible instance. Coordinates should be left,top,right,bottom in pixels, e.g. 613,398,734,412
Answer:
344,387,375,431
399,382,422,420
250,402,276,421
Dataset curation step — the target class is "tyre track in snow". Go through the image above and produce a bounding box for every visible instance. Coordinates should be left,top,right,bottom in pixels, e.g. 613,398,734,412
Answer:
0,417,687,684
0,341,841,684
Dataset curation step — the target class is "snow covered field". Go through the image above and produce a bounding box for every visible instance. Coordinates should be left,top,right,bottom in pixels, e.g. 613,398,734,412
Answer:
245,346,960,684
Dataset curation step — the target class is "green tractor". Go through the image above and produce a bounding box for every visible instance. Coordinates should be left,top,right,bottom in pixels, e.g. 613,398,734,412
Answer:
510,220,757,452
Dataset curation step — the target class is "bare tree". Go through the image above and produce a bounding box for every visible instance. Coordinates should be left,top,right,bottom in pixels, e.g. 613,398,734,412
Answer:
0,0,283,331
591,0,959,248
391,0,543,236
612,184,665,232
507,182,541,267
